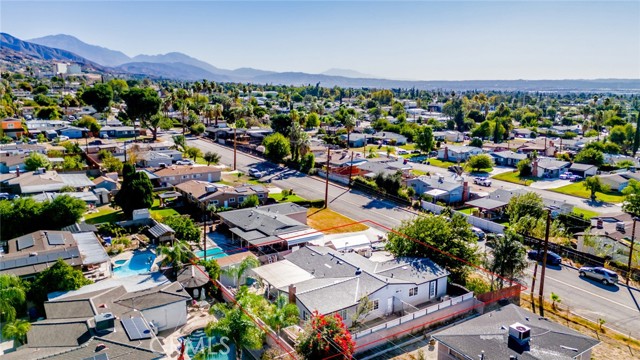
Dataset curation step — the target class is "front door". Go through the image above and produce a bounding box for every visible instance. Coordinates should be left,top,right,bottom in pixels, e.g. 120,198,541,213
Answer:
386,298,393,315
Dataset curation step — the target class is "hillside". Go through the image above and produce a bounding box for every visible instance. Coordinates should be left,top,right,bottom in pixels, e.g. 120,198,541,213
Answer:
29,34,131,66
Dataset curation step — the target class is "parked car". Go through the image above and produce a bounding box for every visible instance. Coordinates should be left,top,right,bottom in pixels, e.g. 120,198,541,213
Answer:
579,266,619,285
176,159,195,165
56,135,70,142
559,172,573,180
527,250,562,266
473,177,492,186
569,175,583,182
472,227,485,241
249,168,265,178
89,140,103,145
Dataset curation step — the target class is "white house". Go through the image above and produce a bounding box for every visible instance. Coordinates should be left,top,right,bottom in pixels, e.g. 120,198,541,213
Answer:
437,146,483,162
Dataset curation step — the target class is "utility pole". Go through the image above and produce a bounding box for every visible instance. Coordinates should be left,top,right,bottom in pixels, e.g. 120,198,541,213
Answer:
538,210,552,316
628,217,638,285
363,135,367,157
233,126,237,171
348,151,355,188
324,146,330,208
123,140,127,163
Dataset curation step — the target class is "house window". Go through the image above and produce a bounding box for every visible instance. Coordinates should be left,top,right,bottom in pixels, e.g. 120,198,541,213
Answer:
212,200,219,205
229,198,235,203
429,281,436,298
302,311,308,321
448,348,467,360
409,287,418,297
336,309,347,320
238,197,244,202
258,194,264,198
372,299,379,310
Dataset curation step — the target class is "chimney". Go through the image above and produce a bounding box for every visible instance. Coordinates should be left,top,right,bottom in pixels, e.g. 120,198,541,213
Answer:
288,284,296,304
462,181,469,201
532,159,539,177
16,167,20,177
444,146,449,161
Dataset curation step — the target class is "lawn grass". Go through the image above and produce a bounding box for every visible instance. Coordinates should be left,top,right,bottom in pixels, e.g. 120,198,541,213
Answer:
84,205,123,224
457,207,476,215
307,207,369,234
572,207,599,219
492,170,536,185
427,158,457,169
269,192,307,203
150,198,180,218
551,182,625,203
411,169,427,176
221,173,262,186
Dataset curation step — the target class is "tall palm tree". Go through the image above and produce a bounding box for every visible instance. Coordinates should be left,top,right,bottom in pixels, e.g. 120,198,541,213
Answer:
2,319,30,346
223,257,260,288
205,302,263,360
344,114,356,149
213,104,224,126
158,241,194,274
488,232,527,290
203,104,214,127
265,294,299,334
289,121,308,163
0,274,26,323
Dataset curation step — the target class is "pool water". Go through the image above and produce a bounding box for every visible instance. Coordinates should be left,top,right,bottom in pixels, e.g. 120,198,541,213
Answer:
113,249,156,278
184,329,235,360
194,247,228,261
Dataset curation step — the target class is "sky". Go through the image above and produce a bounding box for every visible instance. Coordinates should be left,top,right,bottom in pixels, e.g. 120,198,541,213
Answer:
1,1,639,80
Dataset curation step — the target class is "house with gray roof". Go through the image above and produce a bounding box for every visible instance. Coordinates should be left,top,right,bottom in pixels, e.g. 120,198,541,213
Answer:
407,175,468,204
0,169,95,194
569,162,597,177
490,151,527,167
147,222,175,244
532,158,570,178
251,246,449,327
432,303,599,360
487,188,573,214
437,145,483,162
372,131,408,145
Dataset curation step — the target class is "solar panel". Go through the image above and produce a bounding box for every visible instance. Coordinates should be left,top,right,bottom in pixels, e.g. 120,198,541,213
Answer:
47,233,66,245
83,354,109,360
121,317,152,340
236,187,248,193
17,236,34,251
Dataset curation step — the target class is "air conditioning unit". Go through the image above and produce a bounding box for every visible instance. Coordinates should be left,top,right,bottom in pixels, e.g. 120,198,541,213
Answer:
615,222,625,232
508,323,531,345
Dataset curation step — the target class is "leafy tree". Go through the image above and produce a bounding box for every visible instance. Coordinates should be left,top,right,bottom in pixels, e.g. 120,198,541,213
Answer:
2,319,30,346
122,87,162,139
184,146,203,162
40,195,87,229
102,154,124,173
469,137,483,148
574,148,604,166
114,165,154,218
350,295,373,329
343,114,356,148
622,179,640,216
0,274,26,323
305,112,320,128
386,213,478,282
297,311,355,360
206,300,264,360
300,153,315,173
488,230,527,289
583,176,608,201
0,196,85,240
506,192,544,223
172,135,186,152
240,194,260,208
517,158,532,176
190,122,206,135
162,215,200,241
550,292,561,310
263,133,291,163
36,106,61,120
467,154,493,172
197,258,221,281
81,83,113,113
24,152,51,171
223,257,260,287
75,115,101,135
415,126,434,153
471,120,493,139
203,151,221,166
264,294,300,333
29,259,92,311
269,114,292,137
158,240,194,270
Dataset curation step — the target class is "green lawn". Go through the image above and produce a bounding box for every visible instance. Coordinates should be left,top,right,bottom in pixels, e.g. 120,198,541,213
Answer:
411,169,428,176
551,182,625,203
572,208,599,219
151,198,180,218
466,166,493,174
458,207,476,215
84,206,123,224
269,192,307,203
492,171,536,186
428,158,457,169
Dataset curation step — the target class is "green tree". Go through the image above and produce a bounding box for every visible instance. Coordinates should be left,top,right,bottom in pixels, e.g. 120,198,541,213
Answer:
299,153,315,173
488,230,527,289
203,151,221,166
40,195,87,230
264,294,300,333
574,148,604,166
162,216,200,241
583,176,608,201
81,83,113,113
29,259,92,311
263,133,291,163
102,154,124,173
158,240,194,271
114,164,154,218
0,274,26,323
305,112,320,128
223,256,260,287
297,311,355,360
184,146,203,162
24,152,51,171
75,115,101,135
197,258,221,281
190,122,206,135
2,319,30,346
517,158,532,177
467,154,493,172
622,179,640,216
550,292,561,310
343,114,356,148
415,126,434,153
506,192,544,223
206,301,264,360
240,194,260,208
386,213,478,282
469,137,483,148
122,87,162,140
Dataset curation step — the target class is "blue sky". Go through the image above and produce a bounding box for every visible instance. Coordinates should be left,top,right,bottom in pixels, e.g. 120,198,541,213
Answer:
2,1,639,80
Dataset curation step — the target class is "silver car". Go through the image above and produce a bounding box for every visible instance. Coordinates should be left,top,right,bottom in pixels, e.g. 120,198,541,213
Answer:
579,266,619,285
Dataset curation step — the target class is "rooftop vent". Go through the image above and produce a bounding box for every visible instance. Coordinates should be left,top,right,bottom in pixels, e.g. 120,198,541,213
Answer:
205,185,217,193
508,322,531,345
616,222,625,232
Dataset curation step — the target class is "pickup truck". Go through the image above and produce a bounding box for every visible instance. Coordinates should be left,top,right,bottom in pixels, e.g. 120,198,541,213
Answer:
473,177,492,186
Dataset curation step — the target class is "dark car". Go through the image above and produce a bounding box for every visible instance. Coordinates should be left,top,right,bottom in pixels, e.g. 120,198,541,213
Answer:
527,250,562,265
579,266,619,285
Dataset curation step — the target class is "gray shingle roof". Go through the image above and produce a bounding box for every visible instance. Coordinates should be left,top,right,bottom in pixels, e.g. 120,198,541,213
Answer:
148,222,175,238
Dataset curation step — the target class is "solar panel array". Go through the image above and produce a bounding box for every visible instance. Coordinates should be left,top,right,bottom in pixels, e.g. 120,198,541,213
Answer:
121,317,152,341
46,232,66,245
0,248,80,271
16,235,35,251
82,353,109,360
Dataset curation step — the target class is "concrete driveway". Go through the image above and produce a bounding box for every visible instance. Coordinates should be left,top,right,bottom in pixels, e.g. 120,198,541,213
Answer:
529,178,572,189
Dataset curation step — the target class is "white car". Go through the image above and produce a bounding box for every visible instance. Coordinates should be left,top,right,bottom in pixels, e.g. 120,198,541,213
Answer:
249,168,265,178
56,135,69,142
559,172,573,180
176,160,195,165
473,177,492,186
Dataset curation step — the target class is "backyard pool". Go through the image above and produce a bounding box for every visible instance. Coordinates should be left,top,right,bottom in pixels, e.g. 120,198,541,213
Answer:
183,328,234,360
194,247,228,261
113,249,156,278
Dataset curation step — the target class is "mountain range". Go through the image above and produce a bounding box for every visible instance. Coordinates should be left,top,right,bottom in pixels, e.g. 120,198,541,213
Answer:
3,33,640,92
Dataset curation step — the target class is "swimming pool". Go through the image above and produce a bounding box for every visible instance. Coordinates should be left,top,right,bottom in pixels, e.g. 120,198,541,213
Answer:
194,247,228,261
113,249,156,278
183,328,234,360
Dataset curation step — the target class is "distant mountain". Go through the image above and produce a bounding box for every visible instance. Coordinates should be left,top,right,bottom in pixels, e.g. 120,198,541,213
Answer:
28,34,130,66
115,62,230,82
321,68,375,79
1,33,94,65
229,67,277,79
131,52,228,76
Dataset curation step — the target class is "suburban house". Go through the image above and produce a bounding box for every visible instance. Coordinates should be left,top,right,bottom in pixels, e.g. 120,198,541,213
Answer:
252,246,449,327
576,213,639,267
0,230,111,280
485,188,573,214
0,153,27,173
0,143,47,155
569,163,598,177
432,303,599,360
153,165,222,186
99,126,139,138
489,151,527,167
0,169,95,194
32,191,101,207
340,132,368,147
437,146,483,162
372,131,408,145
175,180,269,209
531,158,571,178
597,174,629,192
517,138,557,157
433,130,463,142
355,159,413,179
58,126,87,139
137,150,174,168
218,203,322,253
93,175,119,191
3,275,189,360
407,175,468,204
482,142,512,153
1,118,25,139
511,128,534,138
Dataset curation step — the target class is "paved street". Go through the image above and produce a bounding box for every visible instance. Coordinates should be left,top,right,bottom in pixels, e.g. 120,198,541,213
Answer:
522,261,640,337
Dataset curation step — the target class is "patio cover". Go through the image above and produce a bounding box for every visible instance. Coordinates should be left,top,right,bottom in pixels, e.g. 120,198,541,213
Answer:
465,198,508,210
251,259,314,289
424,189,448,197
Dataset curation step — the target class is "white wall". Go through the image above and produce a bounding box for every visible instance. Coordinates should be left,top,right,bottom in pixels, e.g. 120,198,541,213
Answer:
142,301,187,331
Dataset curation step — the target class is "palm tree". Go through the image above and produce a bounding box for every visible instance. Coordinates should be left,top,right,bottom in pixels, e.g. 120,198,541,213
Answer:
205,302,263,360
0,274,26,323
265,294,299,334
223,257,260,288
344,114,356,148
158,241,193,273
550,292,561,310
203,151,221,166
289,121,308,163
2,319,30,346
213,104,224,126
488,231,527,290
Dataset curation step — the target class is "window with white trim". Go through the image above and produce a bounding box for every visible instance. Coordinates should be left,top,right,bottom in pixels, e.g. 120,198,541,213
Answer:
409,287,418,296
372,299,379,310
229,198,235,203
336,309,347,320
